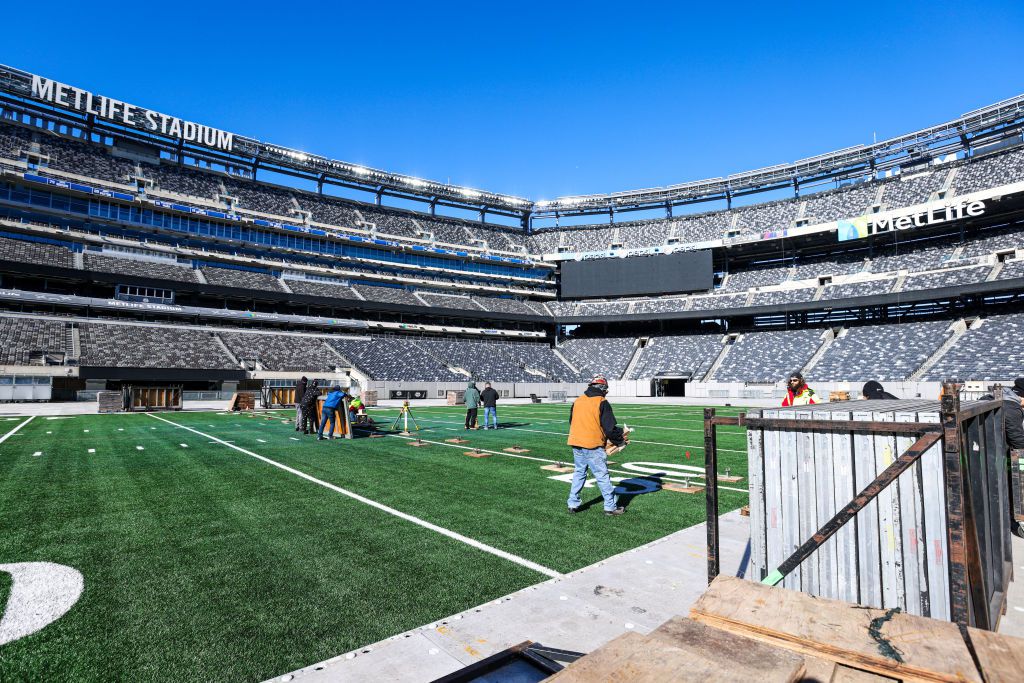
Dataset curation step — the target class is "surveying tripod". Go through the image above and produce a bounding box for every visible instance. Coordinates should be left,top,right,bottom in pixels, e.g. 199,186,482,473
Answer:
390,400,422,435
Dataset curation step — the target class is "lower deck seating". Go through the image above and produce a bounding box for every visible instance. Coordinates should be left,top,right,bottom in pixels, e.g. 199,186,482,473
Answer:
78,323,237,369
218,332,339,372
0,316,69,364
558,337,636,380
808,320,952,382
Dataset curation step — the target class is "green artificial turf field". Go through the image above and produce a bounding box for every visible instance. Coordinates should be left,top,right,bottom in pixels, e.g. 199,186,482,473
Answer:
0,402,749,682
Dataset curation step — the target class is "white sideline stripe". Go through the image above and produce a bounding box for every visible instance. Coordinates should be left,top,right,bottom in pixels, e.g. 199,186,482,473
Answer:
358,429,748,494
146,413,562,579
0,416,34,446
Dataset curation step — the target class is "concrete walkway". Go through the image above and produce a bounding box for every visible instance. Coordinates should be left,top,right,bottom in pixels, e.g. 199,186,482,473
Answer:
269,515,1024,683
269,511,754,683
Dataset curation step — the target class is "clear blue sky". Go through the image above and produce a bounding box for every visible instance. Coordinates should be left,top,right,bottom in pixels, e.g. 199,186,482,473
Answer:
4,1,1023,202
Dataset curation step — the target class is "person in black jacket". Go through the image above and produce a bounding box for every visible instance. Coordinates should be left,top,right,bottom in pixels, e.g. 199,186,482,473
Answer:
1003,378,1024,450
294,376,308,431
481,382,499,429
299,379,320,435
862,380,899,400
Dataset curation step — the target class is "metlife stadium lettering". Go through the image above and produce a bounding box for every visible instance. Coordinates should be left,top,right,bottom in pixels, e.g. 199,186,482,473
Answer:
30,76,234,152
838,199,987,241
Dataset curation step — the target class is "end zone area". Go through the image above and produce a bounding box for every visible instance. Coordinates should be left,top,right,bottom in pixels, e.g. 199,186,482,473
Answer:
0,403,748,681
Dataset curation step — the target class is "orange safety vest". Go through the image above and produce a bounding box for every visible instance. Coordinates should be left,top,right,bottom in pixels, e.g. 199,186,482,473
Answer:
782,386,816,406
568,394,607,449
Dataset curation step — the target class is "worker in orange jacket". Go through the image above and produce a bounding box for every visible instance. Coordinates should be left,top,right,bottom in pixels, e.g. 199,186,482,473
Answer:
567,375,627,516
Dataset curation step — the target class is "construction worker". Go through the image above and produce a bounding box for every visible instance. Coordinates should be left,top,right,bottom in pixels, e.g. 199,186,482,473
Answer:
464,381,481,430
782,371,816,406
567,375,626,516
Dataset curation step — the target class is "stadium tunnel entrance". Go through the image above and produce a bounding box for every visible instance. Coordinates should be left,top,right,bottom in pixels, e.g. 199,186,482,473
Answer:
653,373,690,397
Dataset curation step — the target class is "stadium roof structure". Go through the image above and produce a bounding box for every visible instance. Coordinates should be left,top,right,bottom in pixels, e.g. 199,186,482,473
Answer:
1,63,1024,223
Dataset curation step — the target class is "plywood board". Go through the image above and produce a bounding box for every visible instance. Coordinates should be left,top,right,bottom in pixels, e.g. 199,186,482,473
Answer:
965,627,1024,683
690,576,981,683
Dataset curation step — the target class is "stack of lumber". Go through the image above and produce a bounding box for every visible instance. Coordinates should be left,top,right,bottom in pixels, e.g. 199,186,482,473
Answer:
228,392,256,411
546,576,1024,682
97,391,123,413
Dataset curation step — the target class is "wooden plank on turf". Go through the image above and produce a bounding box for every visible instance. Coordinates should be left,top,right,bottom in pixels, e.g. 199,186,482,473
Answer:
831,664,899,682
445,438,469,444
503,446,530,453
541,464,574,473
464,450,489,458
646,616,806,682
662,482,703,494
964,627,1024,683
548,624,805,683
690,576,981,683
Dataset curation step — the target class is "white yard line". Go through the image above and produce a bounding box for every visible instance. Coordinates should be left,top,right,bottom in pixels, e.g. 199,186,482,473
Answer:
146,413,562,579
370,411,746,453
355,428,748,494
0,416,34,446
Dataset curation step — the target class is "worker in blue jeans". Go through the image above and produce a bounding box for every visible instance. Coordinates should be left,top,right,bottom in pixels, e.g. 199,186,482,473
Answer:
566,376,626,516
481,382,499,429
317,386,345,440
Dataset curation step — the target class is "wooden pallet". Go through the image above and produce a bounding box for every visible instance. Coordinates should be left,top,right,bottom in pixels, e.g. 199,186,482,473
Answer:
547,576,1024,683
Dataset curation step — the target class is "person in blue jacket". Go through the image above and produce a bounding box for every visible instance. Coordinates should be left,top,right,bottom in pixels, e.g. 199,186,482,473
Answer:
317,386,346,441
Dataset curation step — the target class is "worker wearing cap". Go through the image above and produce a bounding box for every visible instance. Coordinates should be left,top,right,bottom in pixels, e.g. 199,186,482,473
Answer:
567,375,626,516
782,371,816,406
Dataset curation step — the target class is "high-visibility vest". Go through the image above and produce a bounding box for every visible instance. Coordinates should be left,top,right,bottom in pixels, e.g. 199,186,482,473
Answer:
568,394,607,449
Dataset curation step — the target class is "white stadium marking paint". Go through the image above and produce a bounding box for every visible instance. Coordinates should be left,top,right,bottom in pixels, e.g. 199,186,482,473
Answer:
180,444,189,448
289,437,300,441
0,562,84,646
146,413,562,579
46,431,52,435
83,429,89,433
32,452,42,457
257,439,267,443
44,416,74,420
87,449,95,454
362,429,748,493
0,416,34,446
135,446,144,451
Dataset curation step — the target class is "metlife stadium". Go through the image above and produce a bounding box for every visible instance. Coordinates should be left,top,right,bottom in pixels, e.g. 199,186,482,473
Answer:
1,42,1024,682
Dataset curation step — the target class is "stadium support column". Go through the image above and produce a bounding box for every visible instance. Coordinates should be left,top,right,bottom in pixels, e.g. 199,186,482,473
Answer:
665,202,673,219
793,178,800,198
317,174,324,194
375,188,383,206
430,198,437,216
609,207,615,225
479,207,486,223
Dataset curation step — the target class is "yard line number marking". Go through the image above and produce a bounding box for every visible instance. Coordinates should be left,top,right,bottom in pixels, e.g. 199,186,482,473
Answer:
146,413,562,579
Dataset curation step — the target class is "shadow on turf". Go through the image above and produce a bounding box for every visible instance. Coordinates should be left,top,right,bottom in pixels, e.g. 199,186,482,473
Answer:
573,475,666,513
